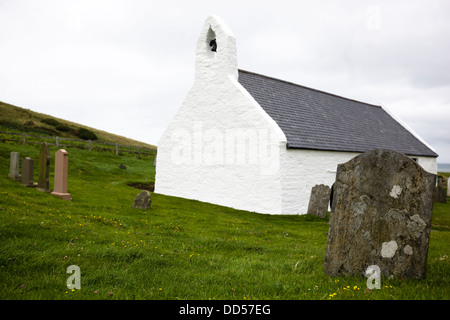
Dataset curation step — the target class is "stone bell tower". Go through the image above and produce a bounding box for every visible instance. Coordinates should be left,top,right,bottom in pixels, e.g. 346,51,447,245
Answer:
194,14,238,81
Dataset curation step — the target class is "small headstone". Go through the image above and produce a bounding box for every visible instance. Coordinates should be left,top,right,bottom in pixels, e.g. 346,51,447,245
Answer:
8,152,21,181
323,149,436,279
21,157,37,187
51,149,71,200
448,178,450,197
437,175,446,187
433,185,446,203
307,184,331,218
132,190,151,209
37,143,51,192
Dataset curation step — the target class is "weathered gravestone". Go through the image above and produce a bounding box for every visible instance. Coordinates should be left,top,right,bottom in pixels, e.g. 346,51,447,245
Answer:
132,190,151,209
433,175,447,203
8,152,21,181
37,143,51,192
21,157,37,187
433,185,447,203
324,149,436,279
51,149,71,200
437,175,445,187
307,184,331,218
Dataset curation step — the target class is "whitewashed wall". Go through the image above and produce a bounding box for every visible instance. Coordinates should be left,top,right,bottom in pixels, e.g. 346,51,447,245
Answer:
416,156,437,174
279,149,437,215
280,149,361,214
155,15,287,214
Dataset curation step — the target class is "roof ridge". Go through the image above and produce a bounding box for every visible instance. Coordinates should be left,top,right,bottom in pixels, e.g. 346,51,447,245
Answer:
238,69,382,109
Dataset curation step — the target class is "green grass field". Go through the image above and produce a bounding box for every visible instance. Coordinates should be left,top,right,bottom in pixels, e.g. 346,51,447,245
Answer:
0,141,449,300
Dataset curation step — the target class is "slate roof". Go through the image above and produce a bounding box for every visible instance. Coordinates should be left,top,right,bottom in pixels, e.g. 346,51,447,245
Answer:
238,69,438,157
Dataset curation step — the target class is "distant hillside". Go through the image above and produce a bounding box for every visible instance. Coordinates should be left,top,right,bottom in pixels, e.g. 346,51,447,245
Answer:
0,100,156,150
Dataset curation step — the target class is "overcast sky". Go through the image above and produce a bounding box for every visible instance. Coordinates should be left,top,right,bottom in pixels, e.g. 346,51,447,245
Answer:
1,0,449,163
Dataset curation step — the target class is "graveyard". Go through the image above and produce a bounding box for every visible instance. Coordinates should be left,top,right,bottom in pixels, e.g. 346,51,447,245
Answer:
0,141,449,300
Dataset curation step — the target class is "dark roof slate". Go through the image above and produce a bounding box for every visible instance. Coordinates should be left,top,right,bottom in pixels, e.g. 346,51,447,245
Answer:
238,69,438,157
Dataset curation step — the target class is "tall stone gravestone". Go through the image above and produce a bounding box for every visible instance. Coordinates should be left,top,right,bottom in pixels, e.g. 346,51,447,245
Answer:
51,149,71,200
37,143,50,192
307,184,331,218
8,152,21,181
21,157,37,187
324,149,436,279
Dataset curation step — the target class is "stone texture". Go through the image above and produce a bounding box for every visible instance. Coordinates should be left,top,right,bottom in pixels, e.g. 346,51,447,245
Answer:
307,184,331,218
437,175,446,187
433,185,446,203
51,149,71,200
132,190,151,209
324,149,436,279
37,143,50,192
8,152,21,181
21,157,37,187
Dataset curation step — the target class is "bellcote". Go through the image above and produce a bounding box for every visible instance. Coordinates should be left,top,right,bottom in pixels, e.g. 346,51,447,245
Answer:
195,15,238,81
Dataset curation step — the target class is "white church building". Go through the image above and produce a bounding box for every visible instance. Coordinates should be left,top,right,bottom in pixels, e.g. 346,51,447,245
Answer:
155,15,438,215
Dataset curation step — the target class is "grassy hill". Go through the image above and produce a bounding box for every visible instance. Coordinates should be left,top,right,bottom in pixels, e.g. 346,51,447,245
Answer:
0,100,156,150
0,141,449,300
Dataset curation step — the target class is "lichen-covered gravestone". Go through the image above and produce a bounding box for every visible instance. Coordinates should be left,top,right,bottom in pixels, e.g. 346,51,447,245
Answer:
307,184,331,218
132,190,151,209
324,149,436,279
